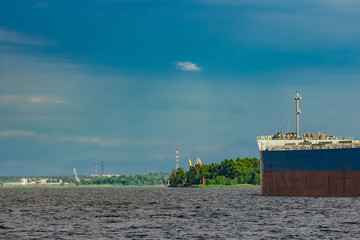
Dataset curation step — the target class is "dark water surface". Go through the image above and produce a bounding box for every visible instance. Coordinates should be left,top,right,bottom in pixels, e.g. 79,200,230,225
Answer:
0,187,359,239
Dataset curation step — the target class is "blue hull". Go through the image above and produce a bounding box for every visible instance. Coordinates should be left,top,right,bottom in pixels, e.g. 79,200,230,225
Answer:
261,148,360,171
260,148,360,196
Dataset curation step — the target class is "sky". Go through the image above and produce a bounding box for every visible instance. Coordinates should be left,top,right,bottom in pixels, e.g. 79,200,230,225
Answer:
1,0,360,176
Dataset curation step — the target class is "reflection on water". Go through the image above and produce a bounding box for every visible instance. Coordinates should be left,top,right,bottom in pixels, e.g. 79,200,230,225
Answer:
0,187,359,239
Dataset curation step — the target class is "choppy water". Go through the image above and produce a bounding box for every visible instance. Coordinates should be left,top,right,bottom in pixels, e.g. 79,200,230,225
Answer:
0,187,359,239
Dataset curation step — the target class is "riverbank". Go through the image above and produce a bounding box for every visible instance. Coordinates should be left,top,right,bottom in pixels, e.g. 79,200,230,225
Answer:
0,184,167,188
190,184,260,188
1,184,260,189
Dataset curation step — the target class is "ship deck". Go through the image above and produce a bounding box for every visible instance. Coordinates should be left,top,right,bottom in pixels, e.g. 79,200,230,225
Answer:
257,132,359,151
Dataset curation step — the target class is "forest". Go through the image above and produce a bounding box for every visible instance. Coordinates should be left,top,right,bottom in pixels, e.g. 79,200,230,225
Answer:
168,157,260,187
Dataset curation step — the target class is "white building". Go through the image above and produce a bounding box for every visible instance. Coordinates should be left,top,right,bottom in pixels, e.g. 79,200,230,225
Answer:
20,178,28,185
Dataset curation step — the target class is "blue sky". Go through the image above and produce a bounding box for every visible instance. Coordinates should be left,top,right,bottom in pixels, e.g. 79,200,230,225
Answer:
1,0,360,176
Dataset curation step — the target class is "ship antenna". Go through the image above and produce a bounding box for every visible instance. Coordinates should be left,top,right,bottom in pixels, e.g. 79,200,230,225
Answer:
294,91,302,137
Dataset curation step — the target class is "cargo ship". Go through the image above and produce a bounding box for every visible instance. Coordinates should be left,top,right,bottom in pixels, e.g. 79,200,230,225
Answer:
257,92,360,197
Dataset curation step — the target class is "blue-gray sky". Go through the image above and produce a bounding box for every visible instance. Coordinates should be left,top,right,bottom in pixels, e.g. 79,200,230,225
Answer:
1,0,360,176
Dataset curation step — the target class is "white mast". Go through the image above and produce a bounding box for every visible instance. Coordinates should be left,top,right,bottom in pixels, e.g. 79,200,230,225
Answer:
294,92,302,136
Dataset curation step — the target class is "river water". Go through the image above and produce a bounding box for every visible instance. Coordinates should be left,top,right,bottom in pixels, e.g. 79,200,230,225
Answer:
0,187,359,239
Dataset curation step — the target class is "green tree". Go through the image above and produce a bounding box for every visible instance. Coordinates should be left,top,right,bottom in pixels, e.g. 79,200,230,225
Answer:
215,176,227,185
167,157,260,187
252,172,260,185
169,168,187,187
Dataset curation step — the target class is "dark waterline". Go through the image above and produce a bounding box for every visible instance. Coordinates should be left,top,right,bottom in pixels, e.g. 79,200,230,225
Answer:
0,187,359,239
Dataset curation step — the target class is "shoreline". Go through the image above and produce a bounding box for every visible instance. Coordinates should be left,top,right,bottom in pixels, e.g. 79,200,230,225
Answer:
0,184,168,188
0,184,260,189
189,184,260,188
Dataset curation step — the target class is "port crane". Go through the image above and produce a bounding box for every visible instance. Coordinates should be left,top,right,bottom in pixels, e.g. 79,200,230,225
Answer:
189,157,202,167
73,168,80,183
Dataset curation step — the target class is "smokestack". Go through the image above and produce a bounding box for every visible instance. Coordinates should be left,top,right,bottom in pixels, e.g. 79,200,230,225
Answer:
176,150,179,170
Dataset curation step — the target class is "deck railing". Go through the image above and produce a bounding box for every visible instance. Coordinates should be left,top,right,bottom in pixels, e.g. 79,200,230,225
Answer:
262,143,360,151
257,135,354,141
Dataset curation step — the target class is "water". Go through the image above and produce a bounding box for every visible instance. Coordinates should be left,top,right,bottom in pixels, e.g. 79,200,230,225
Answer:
0,187,359,239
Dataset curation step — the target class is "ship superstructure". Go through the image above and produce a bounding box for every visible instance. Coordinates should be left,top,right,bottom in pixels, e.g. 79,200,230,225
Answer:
258,132,358,152
257,92,360,197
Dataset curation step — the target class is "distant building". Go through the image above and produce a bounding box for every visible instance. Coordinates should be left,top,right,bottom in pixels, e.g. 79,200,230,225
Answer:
37,179,48,184
20,178,28,185
101,174,120,177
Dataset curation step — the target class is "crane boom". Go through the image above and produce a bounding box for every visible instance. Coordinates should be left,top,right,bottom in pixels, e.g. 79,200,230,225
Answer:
189,158,202,167
195,157,202,166
73,168,80,183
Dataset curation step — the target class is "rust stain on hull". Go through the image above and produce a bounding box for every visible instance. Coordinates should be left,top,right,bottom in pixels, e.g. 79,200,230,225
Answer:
261,171,360,197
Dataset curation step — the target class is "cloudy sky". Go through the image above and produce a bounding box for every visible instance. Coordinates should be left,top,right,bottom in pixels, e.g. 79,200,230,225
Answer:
1,0,360,176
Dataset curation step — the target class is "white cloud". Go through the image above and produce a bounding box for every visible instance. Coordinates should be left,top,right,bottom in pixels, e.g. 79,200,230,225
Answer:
28,96,64,104
59,136,164,148
176,61,202,71
60,136,124,147
0,130,36,138
0,130,163,148
0,28,54,46
0,95,23,104
0,95,65,105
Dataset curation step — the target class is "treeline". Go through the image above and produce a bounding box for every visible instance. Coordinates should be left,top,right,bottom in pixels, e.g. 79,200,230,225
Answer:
169,157,260,187
0,173,170,186
83,172,170,186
